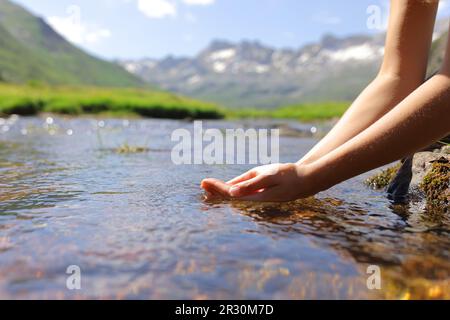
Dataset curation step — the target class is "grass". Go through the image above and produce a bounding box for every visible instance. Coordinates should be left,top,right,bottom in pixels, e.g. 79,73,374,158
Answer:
0,0,142,87
0,83,224,120
229,102,349,122
0,83,350,121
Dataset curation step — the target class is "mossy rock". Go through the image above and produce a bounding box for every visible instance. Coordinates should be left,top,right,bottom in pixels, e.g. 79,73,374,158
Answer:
420,158,449,212
365,163,401,189
366,152,449,213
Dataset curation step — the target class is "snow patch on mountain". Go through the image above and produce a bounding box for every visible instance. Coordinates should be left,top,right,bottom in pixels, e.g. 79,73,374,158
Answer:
213,61,227,73
327,43,383,62
210,48,236,60
117,21,449,108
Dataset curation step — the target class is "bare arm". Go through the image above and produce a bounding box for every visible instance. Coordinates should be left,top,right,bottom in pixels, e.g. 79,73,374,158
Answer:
299,0,438,165
202,68,450,202
200,0,449,202
307,70,450,195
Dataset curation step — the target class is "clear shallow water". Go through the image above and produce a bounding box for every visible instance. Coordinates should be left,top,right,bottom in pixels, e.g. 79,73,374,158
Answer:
0,115,448,299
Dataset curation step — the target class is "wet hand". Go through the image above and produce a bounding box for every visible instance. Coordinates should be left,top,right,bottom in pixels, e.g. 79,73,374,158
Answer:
201,163,317,202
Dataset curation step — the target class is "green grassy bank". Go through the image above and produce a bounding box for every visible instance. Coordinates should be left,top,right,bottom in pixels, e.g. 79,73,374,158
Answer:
0,83,349,121
0,83,223,120
230,102,349,122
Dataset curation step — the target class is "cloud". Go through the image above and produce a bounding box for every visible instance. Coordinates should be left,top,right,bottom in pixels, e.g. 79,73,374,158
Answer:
137,0,177,18
84,29,112,44
182,0,215,5
47,6,111,45
136,0,215,19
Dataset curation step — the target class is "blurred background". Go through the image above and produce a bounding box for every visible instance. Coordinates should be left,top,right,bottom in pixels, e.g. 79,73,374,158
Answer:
0,0,449,118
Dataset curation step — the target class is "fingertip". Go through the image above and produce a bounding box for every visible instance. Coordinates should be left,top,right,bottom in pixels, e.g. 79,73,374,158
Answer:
201,178,218,188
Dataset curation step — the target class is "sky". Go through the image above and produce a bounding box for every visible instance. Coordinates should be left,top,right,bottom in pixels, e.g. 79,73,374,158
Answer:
12,0,450,60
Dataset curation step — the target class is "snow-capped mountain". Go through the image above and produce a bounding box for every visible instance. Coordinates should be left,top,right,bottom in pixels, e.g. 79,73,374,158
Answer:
118,26,445,108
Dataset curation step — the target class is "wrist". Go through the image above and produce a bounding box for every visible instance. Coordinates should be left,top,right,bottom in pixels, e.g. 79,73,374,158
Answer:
295,161,331,195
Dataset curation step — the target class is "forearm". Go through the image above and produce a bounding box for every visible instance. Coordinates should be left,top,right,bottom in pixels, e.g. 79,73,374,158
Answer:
298,0,438,165
298,74,420,165
307,74,450,193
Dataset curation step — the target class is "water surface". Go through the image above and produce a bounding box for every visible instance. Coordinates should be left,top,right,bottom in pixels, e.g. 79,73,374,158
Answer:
0,116,448,299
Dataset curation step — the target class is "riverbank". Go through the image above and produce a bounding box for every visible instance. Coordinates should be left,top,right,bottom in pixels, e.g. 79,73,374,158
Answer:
228,102,349,122
0,83,223,120
0,83,348,122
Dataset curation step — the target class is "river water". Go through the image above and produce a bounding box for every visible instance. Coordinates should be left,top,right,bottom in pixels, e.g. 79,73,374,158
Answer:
0,115,448,299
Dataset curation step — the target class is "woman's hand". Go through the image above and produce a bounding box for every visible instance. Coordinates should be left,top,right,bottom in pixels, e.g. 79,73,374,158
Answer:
201,163,319,202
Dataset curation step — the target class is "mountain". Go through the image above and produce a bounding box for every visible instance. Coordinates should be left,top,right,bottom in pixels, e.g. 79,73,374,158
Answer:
119,34,385,108
0,0,141,86
428,31,448,76
120,21,449,108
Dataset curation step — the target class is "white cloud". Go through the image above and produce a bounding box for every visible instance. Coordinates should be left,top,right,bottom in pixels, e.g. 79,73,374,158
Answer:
137,0,177,18
84,29,112,44
136,0,215,19
182,0,215,5
47,6,111,45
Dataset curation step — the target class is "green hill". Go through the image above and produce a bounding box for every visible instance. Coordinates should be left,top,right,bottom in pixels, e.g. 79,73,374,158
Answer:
0,0,141,86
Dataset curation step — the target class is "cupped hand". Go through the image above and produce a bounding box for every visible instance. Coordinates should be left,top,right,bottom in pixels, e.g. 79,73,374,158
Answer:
201,163,318,202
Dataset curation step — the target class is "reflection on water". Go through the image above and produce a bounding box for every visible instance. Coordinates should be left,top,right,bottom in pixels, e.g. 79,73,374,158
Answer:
225,199,449,299
0,116,448,299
